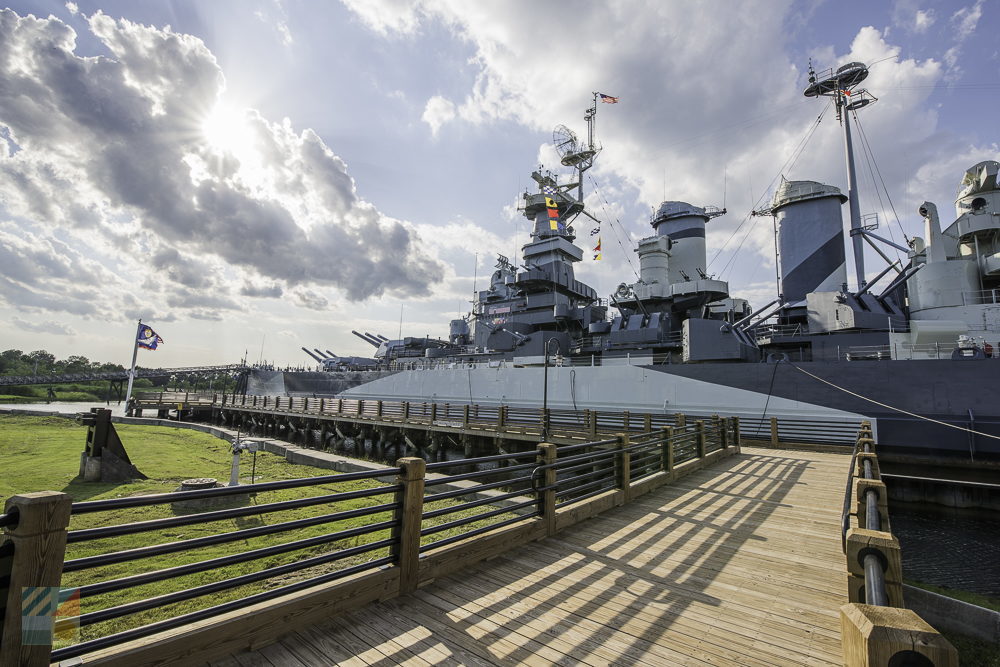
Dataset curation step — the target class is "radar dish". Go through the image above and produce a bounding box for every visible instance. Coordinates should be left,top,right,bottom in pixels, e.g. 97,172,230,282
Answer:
804,61,869,98
553,125,579,160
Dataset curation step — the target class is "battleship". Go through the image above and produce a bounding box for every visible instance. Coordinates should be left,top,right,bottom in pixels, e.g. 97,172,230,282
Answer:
255,63,1000,462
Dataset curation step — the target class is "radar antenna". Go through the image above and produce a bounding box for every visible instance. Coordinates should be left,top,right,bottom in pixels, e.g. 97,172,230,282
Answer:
804,60,879,291
548,92,613,203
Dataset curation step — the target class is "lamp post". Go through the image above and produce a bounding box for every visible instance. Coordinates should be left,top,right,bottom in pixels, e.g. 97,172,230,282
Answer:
541,338,561,442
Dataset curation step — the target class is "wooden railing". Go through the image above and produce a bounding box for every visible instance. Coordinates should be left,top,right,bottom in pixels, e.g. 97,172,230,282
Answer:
0,420,738,665
837,422,957,666
133,391,862,447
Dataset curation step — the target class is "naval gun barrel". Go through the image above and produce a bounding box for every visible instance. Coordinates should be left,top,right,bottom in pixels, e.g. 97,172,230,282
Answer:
352,330,381,347
301,347,325,363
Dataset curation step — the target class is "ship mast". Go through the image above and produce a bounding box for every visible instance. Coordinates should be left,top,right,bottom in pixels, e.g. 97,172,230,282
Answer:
804,61,877,291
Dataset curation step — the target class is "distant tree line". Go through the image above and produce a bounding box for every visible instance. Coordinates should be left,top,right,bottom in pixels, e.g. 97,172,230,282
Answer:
0,349,125,376
0,350,237,394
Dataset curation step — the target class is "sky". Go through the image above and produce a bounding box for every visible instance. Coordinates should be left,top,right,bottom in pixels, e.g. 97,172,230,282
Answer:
0,0,997,368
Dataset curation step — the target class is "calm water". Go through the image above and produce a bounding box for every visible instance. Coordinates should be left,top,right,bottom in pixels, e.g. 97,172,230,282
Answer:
0,402,126,416
891,501,1000,597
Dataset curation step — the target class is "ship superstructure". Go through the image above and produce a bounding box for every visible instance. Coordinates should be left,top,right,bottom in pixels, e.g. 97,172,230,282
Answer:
275,73,1000,461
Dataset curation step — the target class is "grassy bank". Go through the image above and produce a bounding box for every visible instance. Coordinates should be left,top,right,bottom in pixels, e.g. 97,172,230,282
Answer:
905,580,1000,665
0,415,507,651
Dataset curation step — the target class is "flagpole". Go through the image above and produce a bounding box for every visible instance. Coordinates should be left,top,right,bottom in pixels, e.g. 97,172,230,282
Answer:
124,319,142,411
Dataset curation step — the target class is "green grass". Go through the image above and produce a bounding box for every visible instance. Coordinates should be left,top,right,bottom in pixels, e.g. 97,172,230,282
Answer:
905,579,1000,613
0,415,516,651
904,579,1000,664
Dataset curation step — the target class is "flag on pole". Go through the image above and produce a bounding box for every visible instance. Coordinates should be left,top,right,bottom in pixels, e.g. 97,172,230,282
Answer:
593,237,602,261
137,325,164,350
598,93,619,104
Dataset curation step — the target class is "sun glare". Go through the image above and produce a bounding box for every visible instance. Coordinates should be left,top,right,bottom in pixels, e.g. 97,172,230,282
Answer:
201,104,253,155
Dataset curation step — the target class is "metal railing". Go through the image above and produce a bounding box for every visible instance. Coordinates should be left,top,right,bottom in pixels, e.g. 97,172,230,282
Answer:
962,288,1000,305
1,419,738,664
132,393,862,449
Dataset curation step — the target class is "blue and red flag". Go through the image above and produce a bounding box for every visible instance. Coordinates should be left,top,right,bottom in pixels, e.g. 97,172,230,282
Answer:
137,325,164,350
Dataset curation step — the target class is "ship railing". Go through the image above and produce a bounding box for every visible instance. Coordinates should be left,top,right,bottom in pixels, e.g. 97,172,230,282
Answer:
0,421,738,665
837,422,956,662
962,288,1000,305
752,323,805,341
840,342,983,361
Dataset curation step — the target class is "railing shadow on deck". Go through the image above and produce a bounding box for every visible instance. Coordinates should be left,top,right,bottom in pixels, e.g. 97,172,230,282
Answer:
0,420,740,665
362,452,820,666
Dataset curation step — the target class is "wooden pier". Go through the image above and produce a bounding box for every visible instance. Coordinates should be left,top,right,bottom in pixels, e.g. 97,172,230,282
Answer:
214,446,850,666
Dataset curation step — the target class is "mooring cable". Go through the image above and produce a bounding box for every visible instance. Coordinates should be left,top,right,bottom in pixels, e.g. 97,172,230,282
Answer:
788,361,1000,441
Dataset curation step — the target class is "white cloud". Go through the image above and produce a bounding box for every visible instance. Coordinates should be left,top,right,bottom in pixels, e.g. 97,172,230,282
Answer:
421,95,456,135
951,1,983,40
913,9,936,33
11,317,77,336
341,2,996,308
0,8,444,327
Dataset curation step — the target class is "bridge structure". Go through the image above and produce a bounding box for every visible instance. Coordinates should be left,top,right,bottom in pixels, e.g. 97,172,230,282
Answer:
0,365,249,402
0,364,247,388
0,414,957,665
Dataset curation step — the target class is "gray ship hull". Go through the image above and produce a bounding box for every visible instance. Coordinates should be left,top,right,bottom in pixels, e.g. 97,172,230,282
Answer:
314,359,998,460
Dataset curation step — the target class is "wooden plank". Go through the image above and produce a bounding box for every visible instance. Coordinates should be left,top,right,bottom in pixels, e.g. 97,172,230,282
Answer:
194,446,850,666
81,568,400,666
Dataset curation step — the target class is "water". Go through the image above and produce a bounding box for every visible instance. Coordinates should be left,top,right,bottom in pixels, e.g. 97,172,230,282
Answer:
891,501,1000,598
0,402,127,416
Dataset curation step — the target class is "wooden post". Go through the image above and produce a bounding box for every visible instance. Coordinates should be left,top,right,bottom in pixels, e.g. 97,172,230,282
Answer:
732,416,741,452
537,443,557,536
357,400,363,416
0,491,73,667
617,434,631,505
376,400,383,418
662,426,674,473
839,603,957,667
402,401,410,421
393,458,425,594
623,410,630,433
676,413,686,428
720,417,729,449
588,410,597,438
337,398,343,414
643,414,652,433
498,405,507,430
695,420,706,459
430,403,438,423
770,416,780,447
462,405,470,429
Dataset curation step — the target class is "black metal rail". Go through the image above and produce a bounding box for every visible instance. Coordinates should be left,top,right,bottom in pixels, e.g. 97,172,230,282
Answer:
26,418,738,662
842,424,890,607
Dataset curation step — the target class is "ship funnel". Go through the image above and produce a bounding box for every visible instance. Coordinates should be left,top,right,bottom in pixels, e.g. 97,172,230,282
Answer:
772,179,848,303
651,202,709,284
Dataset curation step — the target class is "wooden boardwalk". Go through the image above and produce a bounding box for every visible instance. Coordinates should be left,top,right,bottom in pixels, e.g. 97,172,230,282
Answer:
211,447,850,666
